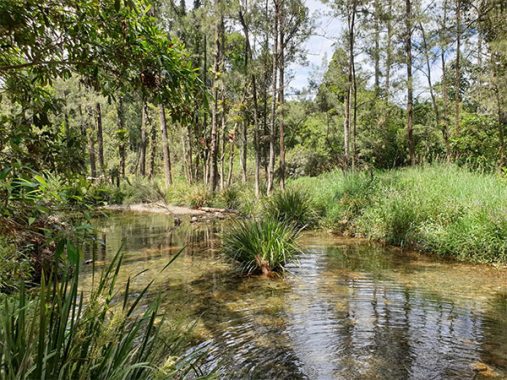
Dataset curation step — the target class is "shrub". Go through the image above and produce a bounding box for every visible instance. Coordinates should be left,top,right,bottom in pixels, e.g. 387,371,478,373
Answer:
0,238,31,292
219,186,241,210
263,188,316,228
222,218,301,275
121,177,165,205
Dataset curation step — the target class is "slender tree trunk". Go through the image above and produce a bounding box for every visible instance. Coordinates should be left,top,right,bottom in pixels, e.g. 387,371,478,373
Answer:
240,119,247,183
87,121,96,178
96,102,105,176
117,97,126,177
420,22,441,129
239,4,261,197
405,0,415,165
440,0,451,159
227,128,235,187
344,1,356,169
209,2,223,193
385,0,393,104
140,102,148,176
149,116,157,179
220,91,227,190
278,0,286,189
187,122,194,183
267,0,279,194
373,0,381,98
351,18,357,170
454,0,462,136
159,105,172,187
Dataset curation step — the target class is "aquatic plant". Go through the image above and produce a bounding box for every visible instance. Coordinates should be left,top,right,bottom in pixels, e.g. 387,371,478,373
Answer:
0,243,202,379
222,218,301,275
263,188,316,229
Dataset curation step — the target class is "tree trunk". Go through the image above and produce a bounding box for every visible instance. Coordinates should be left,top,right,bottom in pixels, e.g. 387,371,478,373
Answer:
140,102,148,176
440,0,451,159
227,127,235,187
278,0,286,189
405,0,415,165
385,0,393,103
420,22,441,130
159,105,172,187
117,97,126,177
149,116,157,179
373,0,381,97
241,119,248,183
454,0,461,136
267,0,279,194
96,102,105,176
220,91,227,190
239,4,261,197
209,1,223,193
87,121,96,178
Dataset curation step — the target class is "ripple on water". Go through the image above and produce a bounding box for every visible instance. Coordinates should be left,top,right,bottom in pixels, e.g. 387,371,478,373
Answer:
82,215,507,380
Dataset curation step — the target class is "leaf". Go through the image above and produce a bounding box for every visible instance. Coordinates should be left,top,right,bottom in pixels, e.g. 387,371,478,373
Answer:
67,241,79,265
28,217,36,226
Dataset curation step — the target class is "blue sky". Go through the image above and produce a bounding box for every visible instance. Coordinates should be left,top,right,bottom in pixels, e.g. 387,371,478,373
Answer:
288,0,343,94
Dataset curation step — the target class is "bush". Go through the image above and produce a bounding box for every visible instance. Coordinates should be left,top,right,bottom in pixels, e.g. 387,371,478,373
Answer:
263,188,316,228
121,177,165,205
0,238,31,292
218,186,241,210
222,218,301,275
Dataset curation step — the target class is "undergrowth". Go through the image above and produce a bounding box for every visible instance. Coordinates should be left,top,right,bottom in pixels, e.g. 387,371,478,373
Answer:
292,164,507,264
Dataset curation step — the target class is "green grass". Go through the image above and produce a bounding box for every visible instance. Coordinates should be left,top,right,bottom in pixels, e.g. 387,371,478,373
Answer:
292,165,507,264
262,188,316,229
0,244,206,379
222,218,301,275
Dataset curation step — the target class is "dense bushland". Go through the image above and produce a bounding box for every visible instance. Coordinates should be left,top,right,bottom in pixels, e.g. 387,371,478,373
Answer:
293,165,507,264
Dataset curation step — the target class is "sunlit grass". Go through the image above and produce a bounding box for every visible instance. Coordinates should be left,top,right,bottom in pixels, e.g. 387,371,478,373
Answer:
293,164,507,263
222,218,301,275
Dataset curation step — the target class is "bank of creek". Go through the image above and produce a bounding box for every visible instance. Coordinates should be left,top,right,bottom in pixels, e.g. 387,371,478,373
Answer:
81,212,507,379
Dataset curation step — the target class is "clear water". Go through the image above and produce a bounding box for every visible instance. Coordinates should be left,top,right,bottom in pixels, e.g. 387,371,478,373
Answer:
81,213,507,379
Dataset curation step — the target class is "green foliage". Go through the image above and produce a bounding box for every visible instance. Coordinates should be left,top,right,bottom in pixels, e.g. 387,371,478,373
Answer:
0,238,31,293
218,186,241,210
293,165,507,263
451,113,503,171
222,218,301,275
262,188,316,228
121,178,165,205
0,245,202,379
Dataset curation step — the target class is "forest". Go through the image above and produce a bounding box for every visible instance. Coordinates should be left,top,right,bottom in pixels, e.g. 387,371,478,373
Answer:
0,0,506,378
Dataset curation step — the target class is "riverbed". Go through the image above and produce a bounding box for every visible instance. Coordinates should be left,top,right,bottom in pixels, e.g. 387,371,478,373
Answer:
81,213,507,379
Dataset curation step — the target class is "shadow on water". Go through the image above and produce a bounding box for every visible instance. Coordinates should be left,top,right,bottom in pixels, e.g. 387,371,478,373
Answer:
81,213,507,379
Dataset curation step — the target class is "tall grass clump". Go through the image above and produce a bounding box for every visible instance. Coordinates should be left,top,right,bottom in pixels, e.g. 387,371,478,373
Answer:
222,219,301,275
293,164,507,263
0,244,203,379
263,188,316,228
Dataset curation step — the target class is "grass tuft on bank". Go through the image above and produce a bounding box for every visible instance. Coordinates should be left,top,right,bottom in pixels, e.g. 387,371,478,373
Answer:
292,165,507,264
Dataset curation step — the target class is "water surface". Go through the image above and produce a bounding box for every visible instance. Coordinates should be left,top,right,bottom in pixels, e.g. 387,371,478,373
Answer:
81,213,507,379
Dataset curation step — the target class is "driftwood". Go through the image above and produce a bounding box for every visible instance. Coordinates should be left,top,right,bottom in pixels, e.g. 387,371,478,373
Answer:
200,207,239,214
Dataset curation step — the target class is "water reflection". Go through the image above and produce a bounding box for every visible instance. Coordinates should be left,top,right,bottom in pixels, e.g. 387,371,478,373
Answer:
81,214,507,379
